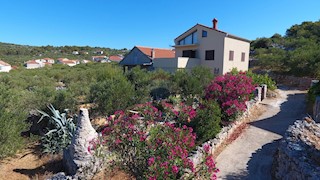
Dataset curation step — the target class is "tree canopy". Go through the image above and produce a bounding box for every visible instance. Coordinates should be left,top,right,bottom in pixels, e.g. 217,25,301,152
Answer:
251,20,320,77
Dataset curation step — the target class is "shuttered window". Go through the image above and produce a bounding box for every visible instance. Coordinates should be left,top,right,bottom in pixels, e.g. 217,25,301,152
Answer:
229,50,234,61
241,52,245,62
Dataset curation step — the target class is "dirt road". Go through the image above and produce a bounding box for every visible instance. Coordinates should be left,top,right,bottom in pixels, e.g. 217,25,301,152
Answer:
215,88,307,180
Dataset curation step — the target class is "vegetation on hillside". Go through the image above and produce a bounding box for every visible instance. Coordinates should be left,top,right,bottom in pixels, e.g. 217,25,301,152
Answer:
251,20,320,78
0,42,128,66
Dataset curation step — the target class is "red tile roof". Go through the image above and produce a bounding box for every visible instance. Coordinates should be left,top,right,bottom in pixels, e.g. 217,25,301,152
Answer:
0,60,11,66
109,55,123,61
26,60,39,64
136,46,175,59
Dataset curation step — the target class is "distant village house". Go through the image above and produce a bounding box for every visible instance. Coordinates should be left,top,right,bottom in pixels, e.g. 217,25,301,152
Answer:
0,60,12,72
119,46,175,71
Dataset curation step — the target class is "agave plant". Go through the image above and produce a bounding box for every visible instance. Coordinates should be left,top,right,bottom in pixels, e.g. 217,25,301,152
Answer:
38,104,77,154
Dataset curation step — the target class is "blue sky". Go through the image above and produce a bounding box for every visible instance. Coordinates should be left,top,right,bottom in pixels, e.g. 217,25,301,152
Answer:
0,0,319,49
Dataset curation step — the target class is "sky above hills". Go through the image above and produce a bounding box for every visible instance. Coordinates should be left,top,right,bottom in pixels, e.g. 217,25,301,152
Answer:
0,0,319,49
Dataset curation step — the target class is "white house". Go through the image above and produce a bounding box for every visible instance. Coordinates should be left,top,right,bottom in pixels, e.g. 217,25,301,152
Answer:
25,60,45,69
153,18,251,74
0,60,12,72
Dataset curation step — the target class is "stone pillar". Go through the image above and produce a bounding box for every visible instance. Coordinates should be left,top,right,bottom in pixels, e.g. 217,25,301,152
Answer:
63,108,99,177
260,84,267,101
313,96,320,122
255,87,262,103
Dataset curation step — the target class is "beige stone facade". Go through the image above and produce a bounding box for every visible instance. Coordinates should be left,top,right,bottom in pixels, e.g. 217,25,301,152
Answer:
171,19,250,75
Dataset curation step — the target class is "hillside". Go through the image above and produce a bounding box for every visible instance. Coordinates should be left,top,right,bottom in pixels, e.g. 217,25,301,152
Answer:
251,20,320,78
0,42,128,65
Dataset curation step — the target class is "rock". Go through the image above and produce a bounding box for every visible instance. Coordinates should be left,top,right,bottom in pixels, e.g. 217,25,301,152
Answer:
63,108,100,179
273,118,320,179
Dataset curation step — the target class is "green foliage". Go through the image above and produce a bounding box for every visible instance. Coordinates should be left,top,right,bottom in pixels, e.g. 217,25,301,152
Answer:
89,75,135,116
0,42,128,66
231,68,277,91
251,20,320,78
246,70,277,90
125,66,152,103
38,105,76,154
189,100,221,145
307,82,320,104
0,63,122,158
171,66,214,103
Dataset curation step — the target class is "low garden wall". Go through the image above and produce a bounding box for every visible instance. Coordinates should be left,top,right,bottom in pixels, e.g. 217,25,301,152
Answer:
190,99,258,167
269,74,312,90
273,118,320,179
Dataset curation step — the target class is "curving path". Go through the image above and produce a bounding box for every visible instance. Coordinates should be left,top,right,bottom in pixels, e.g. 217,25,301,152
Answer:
215,87,307,180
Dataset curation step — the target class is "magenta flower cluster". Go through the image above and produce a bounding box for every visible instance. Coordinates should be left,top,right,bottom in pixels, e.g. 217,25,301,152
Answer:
147,123,196,179
90,101,219,179
205,72,255,121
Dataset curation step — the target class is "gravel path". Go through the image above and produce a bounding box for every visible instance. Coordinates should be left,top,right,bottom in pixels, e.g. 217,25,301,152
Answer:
215,88,307,180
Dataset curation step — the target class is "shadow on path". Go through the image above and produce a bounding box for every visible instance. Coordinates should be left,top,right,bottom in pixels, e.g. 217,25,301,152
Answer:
223,91,306,180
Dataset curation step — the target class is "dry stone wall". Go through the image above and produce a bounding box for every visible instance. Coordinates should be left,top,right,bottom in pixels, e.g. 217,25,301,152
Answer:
273,118,320,180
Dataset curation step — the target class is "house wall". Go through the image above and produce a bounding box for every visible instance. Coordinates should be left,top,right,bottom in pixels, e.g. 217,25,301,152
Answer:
0,65,12,72
153,57,200,73
197,26,225,75
120,47,151,66
26,63,41,69
174,25,226,75
222,37,250,74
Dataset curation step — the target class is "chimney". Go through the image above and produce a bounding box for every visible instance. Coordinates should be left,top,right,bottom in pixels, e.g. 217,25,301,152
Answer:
212,18,218,30
151,48,155,59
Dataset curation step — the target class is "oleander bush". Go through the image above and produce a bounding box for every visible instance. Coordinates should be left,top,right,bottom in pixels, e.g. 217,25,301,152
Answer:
205,72,255,121
90,102,219,179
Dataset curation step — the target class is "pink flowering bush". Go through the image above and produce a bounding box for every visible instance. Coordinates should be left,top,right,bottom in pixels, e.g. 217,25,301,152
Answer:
205,72,255,121
147,123,196,179
98,110,151,177
188,144,220,180
90,102,219,179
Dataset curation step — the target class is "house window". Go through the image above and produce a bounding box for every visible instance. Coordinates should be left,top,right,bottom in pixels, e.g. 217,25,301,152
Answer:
229,50,234,61
241,52,245,62
178,31,198,45
182,50,196,58
202,30,207,37
205,50,214,60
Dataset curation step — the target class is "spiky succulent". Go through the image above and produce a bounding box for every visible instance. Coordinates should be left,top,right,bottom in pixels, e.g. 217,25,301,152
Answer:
38,104,77,154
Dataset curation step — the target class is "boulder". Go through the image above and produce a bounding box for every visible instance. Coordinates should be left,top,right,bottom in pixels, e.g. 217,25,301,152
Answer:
63,108,100,179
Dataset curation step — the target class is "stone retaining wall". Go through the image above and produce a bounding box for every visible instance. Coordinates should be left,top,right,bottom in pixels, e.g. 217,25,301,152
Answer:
269,74,312,90
273,118,320,179
189,99,258,167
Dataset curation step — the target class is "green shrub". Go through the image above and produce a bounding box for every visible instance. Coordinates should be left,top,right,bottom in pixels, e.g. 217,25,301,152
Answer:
231,68,277,90
189,100,222,144
89,75,135,115
38,105,76,154
246,70,277,90
125,66,152,103
171,66,214,104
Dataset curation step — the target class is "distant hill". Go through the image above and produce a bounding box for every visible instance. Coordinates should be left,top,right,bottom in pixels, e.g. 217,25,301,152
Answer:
251,20,320,77
0,42,128,65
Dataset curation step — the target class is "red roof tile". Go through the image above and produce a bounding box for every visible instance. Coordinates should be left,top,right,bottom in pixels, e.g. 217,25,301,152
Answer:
109,55,123,61
26,60,39,64
136,46,175,59
0,60,11,66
